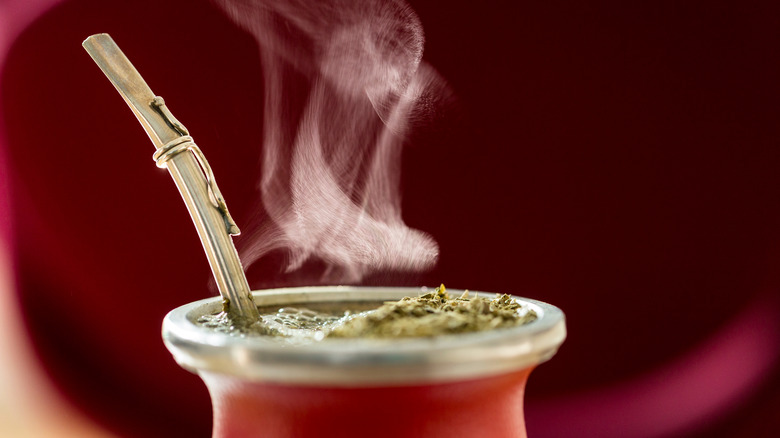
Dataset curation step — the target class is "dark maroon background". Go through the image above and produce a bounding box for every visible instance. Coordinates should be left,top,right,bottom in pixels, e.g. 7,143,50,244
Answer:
2,0,779,437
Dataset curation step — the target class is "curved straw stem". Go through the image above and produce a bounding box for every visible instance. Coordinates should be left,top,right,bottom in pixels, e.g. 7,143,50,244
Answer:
82,33,259,324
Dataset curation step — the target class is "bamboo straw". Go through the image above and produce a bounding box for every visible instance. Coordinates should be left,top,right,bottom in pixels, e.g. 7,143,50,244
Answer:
82,33,259,324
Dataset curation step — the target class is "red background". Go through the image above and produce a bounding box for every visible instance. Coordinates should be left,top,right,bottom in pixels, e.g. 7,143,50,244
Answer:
2,0,779,437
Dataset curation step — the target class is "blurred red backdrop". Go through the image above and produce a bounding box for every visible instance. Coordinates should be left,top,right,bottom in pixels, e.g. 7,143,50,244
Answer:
1,0,779,437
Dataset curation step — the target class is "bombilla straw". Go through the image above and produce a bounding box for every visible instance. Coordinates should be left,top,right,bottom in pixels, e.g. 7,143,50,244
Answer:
82,33,259,324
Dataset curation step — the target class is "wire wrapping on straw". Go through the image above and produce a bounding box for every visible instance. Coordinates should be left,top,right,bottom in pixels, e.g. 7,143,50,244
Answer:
153,136,195,168
153,136,241,236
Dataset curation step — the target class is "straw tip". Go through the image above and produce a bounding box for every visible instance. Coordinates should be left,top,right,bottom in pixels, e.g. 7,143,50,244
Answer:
82,33,111,48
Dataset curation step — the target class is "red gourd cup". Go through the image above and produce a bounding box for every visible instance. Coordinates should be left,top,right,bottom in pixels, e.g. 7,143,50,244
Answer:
163,286,566,438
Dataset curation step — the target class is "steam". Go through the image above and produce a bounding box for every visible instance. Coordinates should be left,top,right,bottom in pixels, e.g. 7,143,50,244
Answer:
215,0,448,283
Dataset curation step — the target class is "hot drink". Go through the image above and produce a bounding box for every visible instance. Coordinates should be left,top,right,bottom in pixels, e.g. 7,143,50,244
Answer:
163,286,566,438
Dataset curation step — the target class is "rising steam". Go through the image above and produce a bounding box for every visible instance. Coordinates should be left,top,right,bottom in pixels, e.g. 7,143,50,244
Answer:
215,0,449,283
